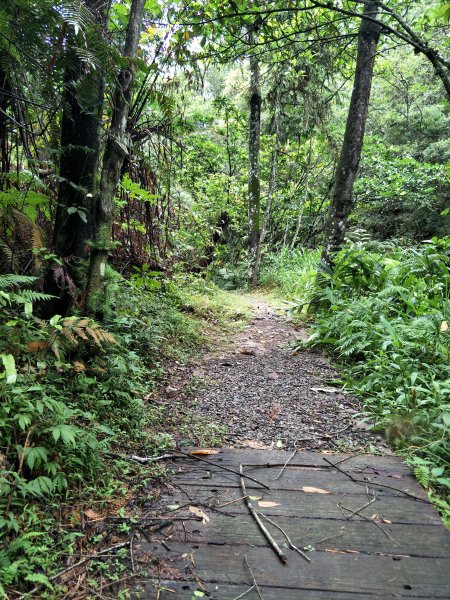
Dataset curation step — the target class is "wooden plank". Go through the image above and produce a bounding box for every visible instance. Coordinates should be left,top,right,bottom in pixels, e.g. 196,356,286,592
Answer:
138,542,450,597
170,515,450,558
171,464,427,499
179,448,413,475
137,579,428,599
158,486,443,525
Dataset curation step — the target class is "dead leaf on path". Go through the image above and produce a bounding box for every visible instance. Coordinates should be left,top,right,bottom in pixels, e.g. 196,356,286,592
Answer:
320,450,334,454
381,517,392,524
84,508,102,520
249,495,262,501
242,439,269,449
310,386,341,394
257,501,280,508
191,449,220,456
189,506,210,524
240,348,255,356
302,486,331,494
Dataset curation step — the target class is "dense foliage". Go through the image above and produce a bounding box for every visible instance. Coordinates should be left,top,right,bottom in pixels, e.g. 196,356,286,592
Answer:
264,237,450,520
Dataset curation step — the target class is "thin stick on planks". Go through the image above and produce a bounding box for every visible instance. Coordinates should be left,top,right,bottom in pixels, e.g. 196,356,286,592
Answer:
274,448,297,480
257,511,310,562
232,584,256,600
176,449,271,489
244,555,264,600
239,464,287,565
322,456,430,503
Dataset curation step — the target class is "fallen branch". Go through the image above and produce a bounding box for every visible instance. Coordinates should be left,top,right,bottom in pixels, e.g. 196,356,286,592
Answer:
257,511,310,562
244,555,264,600
322,457,430,503
239,464,287,565
128,453,181,463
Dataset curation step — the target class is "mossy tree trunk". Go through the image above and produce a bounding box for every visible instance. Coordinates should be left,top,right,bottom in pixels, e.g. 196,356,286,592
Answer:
320,1,381,268
86,0,145,314
53,0,110,262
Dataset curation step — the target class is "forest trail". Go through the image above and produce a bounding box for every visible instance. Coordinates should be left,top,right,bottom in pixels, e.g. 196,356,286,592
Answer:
132,295,450,599
189,293,386,453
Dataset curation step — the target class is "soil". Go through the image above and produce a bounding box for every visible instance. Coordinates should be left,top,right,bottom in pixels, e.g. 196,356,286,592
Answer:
167,294,390,454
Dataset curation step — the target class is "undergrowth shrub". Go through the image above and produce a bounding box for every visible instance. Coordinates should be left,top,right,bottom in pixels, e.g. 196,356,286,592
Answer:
0,270,232,595
297,237,450,519
259,247,320,301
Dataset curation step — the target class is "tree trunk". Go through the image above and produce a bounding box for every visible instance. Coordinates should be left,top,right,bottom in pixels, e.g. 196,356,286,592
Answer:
320,1,381,267
291,137,313,250
86,0,145,313
247,53,262,288
253,91,280,283
53,0,110,261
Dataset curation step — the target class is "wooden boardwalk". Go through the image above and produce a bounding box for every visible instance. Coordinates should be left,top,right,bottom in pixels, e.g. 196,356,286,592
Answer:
136,449,450,599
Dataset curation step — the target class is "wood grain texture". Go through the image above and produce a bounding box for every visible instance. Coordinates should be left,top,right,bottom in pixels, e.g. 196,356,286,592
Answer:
135,449,450,599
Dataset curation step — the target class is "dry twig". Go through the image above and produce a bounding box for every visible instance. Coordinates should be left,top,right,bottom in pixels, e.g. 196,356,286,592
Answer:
244,555,264,600
239,464,287,565
274,448,297,480
257,511,310,562
232,584,256,600
177,450,271,489
322,457,430,503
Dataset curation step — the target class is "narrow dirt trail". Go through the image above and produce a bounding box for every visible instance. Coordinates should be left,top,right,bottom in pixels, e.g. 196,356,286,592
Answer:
132,294,450,599
191,293,387,453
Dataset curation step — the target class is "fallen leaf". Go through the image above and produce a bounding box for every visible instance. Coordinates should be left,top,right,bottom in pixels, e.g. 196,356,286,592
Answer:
242,439,269,449
440,320,448,332
302,486,331,494
26,340,50,352
310,386,341,394
381,517,392,524
191,449,220,456
249,495,262,501
321,450,334,454
189,505,210,524
167,504,180,511
369,513,378,520
72,361,86,372
275,440,284,448
257,501,280,508
84,508,102,520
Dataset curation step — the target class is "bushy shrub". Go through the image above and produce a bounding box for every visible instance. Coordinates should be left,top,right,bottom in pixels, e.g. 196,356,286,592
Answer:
300,237,450,516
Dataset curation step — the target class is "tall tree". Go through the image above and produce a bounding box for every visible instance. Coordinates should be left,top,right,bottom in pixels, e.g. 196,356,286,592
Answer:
53,0,111,264
253,84,280,283
247,51,261,288
86,0,146,312
320,1,381,266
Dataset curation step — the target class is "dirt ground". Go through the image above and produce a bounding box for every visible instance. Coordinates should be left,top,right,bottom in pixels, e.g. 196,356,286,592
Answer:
168,294,390,454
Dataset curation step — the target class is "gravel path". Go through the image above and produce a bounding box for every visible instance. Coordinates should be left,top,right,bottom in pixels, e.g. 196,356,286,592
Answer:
192,295,389,453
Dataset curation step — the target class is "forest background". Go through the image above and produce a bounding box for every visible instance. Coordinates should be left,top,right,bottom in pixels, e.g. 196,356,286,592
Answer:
0,0,449,595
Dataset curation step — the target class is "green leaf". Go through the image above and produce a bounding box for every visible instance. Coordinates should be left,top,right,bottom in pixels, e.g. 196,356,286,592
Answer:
24,574,53,590
0,353,17,384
